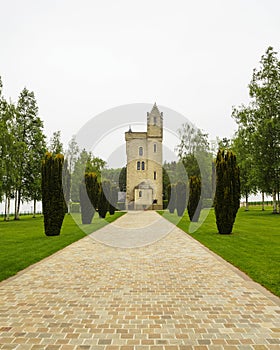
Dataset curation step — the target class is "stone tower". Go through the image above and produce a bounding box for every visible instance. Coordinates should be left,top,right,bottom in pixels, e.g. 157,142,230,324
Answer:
125,103,163,210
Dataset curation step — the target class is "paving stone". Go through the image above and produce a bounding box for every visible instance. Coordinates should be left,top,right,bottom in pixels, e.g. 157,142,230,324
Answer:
0,211,279,350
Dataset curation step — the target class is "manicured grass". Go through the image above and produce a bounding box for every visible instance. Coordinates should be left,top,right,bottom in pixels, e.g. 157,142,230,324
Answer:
0,211,125,282
158,207,280,297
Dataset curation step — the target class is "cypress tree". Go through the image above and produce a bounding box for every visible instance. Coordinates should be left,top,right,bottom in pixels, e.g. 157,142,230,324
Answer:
176,181,186,217
167,184,176,214
79,172,99,224
85,172,99,209
62,159,71,214
98,180,110,218
79,182,94,224
214,150,240,234
109,185,118,215
41,152,65,236
187,175,201,222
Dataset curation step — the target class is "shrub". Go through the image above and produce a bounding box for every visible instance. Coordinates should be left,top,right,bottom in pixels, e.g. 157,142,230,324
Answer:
98,180,110,218
167,184,176,213
41,152,65,236
79,182,94,224
187,176,202,222
109,185,118,215
79,172,100,224
85,172,99,209
176,181,186,217
214,150,240,234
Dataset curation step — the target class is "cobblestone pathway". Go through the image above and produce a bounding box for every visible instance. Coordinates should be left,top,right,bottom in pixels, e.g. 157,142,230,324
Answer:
0,211,279,350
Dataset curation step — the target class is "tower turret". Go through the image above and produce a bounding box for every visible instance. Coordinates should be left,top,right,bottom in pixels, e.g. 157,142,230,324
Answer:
147,103,163,138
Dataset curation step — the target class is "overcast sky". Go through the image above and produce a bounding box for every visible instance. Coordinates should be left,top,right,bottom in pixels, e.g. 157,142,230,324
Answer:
1,0,280,162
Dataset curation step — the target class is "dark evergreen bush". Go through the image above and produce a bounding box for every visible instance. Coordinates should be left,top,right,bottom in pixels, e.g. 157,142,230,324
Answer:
98,180,110,218
176,181,186,217
187,176,201,222
167,184,176,213
62,159,71,213
109,185,118,215
85,172,99,209
79,172,99,224
79,182,94,224
119,166,127,192
41,152,65,236
214,150,240,234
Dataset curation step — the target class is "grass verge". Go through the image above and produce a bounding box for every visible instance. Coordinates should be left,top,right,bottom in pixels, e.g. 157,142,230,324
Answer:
0,211,125,282
158,207,280,297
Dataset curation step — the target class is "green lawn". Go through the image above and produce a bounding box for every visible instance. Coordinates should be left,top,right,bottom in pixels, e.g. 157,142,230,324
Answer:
0,211,125,282
158,207,280,297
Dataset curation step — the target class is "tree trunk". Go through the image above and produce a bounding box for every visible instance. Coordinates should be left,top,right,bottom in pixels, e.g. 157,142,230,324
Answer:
4,196,7,221
14,189,21,220
272,190,277,214
33,199,36,218
277,190,280,214
14,191,18,220
7,197,10,221
245,192,249,211
262,192,265,211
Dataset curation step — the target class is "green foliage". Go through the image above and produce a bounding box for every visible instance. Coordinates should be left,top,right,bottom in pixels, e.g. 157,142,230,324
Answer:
109,185,118,215
85,172,99,209
217,137,232,151
98,181,110,218
66,135,79,174
176,123,213,199
15,87,46,219
176,123,209,158
118,166,127,191
232,46,280,213
167,184,176,213
163,161,188,185
79,182,94,224
62,159,71,213
214,150,240,234
49,131,63,154
176,181,186,217
232,130,257,210
41,152,65,236
80,172,100,224
162,167,171,200
187,176,201,222
98,180,110,218
0,80,46,219
71,149,106,202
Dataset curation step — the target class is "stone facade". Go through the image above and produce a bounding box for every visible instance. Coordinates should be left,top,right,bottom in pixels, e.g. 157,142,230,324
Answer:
125,103,163,210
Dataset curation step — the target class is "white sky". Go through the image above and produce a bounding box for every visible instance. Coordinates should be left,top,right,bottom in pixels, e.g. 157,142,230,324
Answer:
1,0,280,163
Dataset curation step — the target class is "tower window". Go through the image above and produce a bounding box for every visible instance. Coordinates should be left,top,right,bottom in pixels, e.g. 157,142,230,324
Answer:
139,147,143,156
142,161,145,170
154,171,157,180
154,143,157,152
139,191,142,198
137,161,140,170
154,116,157,125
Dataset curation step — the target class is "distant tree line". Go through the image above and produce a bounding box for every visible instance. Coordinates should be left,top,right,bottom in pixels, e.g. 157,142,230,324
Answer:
0,79,46,220
164,46,279,234
232,46,280,214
